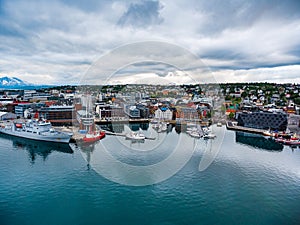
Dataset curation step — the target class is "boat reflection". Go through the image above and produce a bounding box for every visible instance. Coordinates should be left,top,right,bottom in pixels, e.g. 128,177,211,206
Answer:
0,134,73,163
76,141,97,170
235,131,283,151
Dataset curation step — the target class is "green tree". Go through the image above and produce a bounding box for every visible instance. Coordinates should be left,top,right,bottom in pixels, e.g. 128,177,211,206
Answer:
294,97,300,105
228,112,235,120
241,91,248,98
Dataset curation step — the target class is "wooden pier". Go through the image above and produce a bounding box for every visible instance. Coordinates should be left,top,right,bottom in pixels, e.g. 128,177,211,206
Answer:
95,119,150,124
226,121,267,135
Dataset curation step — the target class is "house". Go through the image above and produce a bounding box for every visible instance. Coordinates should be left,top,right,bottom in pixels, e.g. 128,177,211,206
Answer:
0,111,17,120
155,107,173,120
176,107,199,120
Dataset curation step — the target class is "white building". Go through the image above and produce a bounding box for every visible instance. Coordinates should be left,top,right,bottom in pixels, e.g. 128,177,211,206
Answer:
154,107,173,120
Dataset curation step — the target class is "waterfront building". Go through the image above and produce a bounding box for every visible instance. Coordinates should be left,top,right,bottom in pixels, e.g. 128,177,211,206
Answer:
96,104,125,120
154,107,173,120
15,103,45,117
136,104,149,118
129,106,140,118
124,105,141,118
39,105,75,125
176,107,199,120
96,103,112,119
236,111,288,131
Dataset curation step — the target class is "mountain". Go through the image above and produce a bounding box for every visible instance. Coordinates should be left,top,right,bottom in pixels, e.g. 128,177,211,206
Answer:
0,76,32,87
0,76,53,89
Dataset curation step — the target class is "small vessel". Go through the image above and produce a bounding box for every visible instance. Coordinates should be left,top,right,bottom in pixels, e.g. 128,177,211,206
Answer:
217,122,222,127
0,119,72,143
283,139,300,145
187,125,204,138
203,133,216,139
275,133,300,146
263,129,276,137
83,131,105,143
202,127,216,139
189,130,202,138
125,131,145,140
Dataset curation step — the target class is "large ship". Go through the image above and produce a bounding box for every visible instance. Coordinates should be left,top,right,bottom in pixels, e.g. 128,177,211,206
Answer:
0,119,72,143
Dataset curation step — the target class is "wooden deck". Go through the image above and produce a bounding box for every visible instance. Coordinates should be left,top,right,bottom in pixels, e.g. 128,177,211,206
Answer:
226,121,267,135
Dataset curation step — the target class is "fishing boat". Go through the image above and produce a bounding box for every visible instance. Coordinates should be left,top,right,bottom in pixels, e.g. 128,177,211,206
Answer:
125,132,145,140
189,130,202,138
187,125,204,138
82,131,105,143
0,119,72,143
275,133,300,145
203,132,216,139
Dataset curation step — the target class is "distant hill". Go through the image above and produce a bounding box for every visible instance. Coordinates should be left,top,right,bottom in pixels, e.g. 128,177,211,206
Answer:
0,76,53,89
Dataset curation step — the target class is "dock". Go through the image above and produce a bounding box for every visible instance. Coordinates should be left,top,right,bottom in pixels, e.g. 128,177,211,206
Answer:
105,130,156,140
95,119,150,124
226,121,267,135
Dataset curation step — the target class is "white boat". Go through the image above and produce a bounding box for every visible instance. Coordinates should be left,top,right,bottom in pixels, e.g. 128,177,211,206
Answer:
0,119,72,143
125,132,145,140
187,125,204,138
263,129,275,137
217,122,222,127
203,133,216,139
189,130,202,138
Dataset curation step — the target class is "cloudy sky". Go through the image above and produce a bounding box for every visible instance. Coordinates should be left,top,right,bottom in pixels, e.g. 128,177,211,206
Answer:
0,0,300,84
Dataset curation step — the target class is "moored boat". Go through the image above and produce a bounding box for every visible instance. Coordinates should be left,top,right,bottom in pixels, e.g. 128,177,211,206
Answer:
275,134,300,145
125,132,145,140
263,130,276,137
203,133,216,139
0,119,72,143
82,131,105,143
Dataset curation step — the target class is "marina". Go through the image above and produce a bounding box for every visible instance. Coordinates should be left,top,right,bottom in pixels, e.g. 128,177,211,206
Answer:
1,0,300,224
1,125,300,225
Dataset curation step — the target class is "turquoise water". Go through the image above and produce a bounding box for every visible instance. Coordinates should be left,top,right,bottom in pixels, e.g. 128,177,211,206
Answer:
1,125,300,225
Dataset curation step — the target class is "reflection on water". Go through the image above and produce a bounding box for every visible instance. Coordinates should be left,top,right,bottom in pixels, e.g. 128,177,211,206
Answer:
78,142,97,170
0,134,73,163
100,122,151,133
1,124,300,225
235,131,283,151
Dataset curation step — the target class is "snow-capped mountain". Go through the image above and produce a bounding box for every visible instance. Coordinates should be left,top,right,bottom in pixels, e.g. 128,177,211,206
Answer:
0,76,32,88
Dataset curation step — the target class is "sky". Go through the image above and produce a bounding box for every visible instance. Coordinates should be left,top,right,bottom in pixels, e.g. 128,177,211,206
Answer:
0,0,300,85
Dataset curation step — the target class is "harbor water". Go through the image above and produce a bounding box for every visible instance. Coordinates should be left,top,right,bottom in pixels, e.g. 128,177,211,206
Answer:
0,124,300,225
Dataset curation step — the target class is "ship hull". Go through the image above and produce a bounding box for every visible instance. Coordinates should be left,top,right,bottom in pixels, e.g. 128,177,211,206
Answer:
0,128,71,143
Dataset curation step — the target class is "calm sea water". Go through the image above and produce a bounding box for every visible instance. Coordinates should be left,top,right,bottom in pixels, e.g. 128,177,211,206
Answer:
0,124,300,225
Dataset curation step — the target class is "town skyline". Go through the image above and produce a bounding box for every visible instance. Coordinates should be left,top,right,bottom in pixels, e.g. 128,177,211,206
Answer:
1,0,300,85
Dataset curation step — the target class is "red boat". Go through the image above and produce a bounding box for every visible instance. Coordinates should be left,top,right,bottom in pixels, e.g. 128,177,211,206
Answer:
82,131,105,143
275,134,300,146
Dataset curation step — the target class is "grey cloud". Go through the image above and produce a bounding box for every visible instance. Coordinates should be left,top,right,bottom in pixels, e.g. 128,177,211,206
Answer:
0,0,300,84
195,0,300,35
117,0,163,28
